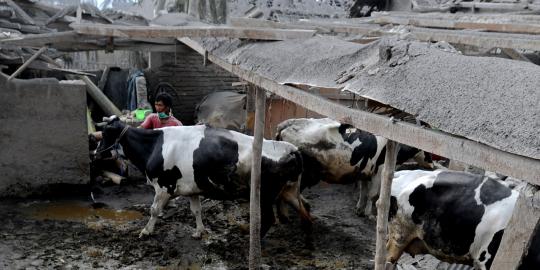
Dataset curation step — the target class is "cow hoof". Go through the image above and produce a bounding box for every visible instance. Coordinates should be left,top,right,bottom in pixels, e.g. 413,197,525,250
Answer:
139,228,150,238
277,215,290,224
355,208,366,217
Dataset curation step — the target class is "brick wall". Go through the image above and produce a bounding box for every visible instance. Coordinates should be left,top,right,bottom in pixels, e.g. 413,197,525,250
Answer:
146,49,244,125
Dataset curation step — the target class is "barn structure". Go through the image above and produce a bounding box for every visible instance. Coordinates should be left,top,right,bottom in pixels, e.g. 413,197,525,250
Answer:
0,0,539,269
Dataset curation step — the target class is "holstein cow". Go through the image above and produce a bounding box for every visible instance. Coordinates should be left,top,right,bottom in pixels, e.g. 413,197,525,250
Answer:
275,118,432,217
94,116,310,238
387,170,525,270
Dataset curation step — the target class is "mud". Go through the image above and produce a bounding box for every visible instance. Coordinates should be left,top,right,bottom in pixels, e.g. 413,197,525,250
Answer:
0,178,379,270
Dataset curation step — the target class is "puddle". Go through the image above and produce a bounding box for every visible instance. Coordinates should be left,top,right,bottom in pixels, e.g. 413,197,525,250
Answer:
24,201,143,225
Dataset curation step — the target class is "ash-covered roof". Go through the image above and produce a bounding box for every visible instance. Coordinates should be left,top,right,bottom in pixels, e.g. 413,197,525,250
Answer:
196,36,540,160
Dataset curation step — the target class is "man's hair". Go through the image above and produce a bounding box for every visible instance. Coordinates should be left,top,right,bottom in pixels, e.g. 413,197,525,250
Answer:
155,92,173,107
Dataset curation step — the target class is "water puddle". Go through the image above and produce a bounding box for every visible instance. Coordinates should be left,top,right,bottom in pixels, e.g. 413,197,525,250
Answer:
24,201,143,225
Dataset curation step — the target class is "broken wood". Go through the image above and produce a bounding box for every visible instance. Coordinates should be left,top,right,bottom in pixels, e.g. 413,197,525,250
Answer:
5,0,36,25
8,46,48,81
78,75,122,117
70,22,317,40
501,48,531,62
491,184,540,270
0,19,49,34
374,140,398,270
249,86,265,270
179,37,540,184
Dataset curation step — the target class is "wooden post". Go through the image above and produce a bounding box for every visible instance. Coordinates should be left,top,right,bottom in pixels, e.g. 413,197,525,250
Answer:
78,75,122,117
249,86,265,270
491,184,540,270
8,46,48,81
374,140,398,270
245,84,256,135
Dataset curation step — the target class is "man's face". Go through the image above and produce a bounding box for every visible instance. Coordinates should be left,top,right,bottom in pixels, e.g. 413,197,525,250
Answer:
155,101,167,113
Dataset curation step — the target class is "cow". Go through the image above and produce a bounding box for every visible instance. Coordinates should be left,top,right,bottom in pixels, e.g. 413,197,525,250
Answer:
349,0,387,17
94,116,311,239
386,170,524,270
275,117,432,217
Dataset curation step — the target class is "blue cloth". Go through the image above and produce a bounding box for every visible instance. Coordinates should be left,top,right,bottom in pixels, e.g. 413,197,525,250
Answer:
126,70,144,111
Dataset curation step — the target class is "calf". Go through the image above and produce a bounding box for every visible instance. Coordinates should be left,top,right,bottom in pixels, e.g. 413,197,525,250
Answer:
387,170,520,270
275,118,432,217
95,116,310,238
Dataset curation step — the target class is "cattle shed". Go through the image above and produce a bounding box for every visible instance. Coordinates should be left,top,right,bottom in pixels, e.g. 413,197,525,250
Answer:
1,0,540,269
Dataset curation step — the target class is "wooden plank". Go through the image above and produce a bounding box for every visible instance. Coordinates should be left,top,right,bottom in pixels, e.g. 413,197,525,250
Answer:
458,1,528,11
374,140,398,270
373,15,540,35
230,18,540,51
70,23,316,41
249,86,265,269
8,46,48,81
230,17,379,35
5,0,36,25
0,31,81,46
491,184,540,270
179,37,540,184
408,26,540,51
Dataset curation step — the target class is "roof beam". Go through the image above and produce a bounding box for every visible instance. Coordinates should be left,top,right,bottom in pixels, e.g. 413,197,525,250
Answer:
70,22,316,40
179,37,540,184
230,18,540,50
372,14,540,35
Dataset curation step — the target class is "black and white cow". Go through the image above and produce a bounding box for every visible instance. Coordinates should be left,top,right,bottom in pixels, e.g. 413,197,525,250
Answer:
94,116,310,238
387,170,522,270
275,118,432,217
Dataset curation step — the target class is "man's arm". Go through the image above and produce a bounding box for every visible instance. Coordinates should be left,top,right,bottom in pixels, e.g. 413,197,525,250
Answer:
139,114,154,129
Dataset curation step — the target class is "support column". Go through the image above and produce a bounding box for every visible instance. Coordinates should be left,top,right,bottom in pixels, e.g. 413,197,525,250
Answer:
374,140,398,270
249,86,265,270
491,184,540,270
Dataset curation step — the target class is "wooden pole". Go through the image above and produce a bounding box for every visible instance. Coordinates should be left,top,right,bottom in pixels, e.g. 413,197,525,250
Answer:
5,0,36,25
78,75,122,117
374,140,398,270
8,46,48,81
249,86,265,270
491,184,540,270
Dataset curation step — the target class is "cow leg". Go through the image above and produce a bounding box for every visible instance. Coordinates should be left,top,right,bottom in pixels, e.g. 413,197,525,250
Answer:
189,195,206,239
365,167,383,217
278,180,314,224
277,199,290,224
140,185,171,238
261,203,276,237
356,180,370,216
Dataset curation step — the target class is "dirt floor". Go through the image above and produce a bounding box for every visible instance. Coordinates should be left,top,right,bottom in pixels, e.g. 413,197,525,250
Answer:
0,175,469,270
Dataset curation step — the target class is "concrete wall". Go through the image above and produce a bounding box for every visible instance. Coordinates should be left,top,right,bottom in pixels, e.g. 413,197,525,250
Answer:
0,74,89,197
145,49,244,125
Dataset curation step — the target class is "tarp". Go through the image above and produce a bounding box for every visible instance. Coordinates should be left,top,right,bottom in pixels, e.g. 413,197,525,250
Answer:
195,91,246,132
196,36,540,160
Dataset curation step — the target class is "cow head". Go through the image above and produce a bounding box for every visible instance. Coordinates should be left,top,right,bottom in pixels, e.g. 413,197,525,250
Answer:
94,116,128,161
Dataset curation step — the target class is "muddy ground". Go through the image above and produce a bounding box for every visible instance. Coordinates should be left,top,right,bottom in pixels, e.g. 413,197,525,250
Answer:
0,176,466,270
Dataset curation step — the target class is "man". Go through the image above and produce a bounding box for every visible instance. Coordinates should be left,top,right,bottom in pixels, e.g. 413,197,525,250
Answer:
139,92,182,129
